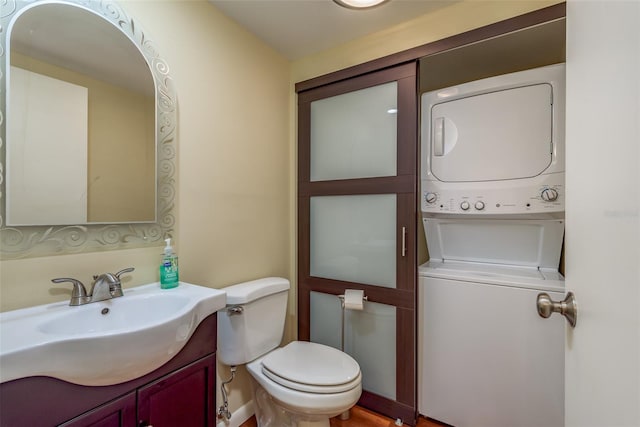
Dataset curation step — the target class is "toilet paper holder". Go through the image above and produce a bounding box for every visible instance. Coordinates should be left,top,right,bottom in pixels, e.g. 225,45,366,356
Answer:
338,290,368,309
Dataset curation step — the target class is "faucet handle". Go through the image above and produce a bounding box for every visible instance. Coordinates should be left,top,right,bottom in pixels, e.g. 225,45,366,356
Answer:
51,278,90,306
110,267,134,297
114,267,135,279
91,268,134,281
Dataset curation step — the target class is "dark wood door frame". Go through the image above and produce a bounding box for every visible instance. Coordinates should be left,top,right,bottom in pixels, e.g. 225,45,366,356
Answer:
298,62,418,424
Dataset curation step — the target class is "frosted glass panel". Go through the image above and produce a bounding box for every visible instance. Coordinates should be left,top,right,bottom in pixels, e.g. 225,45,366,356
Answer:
310,292,397,400
310,82,397,181
310,195,397,288
310,291,342,350
345,300,396,400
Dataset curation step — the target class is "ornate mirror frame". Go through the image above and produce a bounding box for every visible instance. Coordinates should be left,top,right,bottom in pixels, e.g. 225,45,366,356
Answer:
0,0,176,259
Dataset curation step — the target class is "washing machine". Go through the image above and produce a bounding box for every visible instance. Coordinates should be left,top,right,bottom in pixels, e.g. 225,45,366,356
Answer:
418,218,565,427
418,64,567,426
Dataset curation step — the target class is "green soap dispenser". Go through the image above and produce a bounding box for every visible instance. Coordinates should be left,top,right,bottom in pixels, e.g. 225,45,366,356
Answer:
160,238,179,289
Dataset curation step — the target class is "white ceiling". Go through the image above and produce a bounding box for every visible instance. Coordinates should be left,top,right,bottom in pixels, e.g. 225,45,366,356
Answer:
208,0,459,60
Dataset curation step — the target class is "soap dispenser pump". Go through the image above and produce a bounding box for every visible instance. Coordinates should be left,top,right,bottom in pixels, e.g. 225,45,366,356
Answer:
160,238,179,289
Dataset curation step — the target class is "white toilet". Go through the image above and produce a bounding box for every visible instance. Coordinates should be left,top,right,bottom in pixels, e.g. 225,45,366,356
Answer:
217,277,362,427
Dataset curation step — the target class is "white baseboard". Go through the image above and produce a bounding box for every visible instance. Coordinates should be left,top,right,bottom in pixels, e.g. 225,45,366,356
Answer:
216,400,255,427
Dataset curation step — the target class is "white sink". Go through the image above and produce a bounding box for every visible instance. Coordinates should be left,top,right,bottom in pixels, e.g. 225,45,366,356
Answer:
0,282,226,386
38,293,192,336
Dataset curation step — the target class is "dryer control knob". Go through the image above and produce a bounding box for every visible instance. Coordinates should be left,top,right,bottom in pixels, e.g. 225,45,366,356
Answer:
474,201,485,211
541,188,559,202
425,192,437,204
460,201,470,211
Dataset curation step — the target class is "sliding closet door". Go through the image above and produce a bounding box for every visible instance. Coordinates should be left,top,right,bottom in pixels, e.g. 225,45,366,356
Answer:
297,62,417,425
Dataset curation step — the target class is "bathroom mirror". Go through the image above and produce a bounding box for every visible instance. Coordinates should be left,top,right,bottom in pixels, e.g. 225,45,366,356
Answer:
0,0,176,259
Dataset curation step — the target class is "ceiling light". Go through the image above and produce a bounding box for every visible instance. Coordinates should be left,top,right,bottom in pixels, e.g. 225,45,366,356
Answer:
333,0,389,10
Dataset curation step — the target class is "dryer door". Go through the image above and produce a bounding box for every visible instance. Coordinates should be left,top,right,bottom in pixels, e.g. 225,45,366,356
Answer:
429,84,553,182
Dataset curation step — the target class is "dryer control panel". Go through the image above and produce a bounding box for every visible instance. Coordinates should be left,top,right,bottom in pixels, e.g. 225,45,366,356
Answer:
421,179,564,216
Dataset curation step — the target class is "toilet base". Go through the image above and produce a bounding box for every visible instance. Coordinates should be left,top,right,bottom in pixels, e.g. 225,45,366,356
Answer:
251,378,333,427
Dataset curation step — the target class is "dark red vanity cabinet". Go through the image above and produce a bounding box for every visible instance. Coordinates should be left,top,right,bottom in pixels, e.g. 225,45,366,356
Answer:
61,354,216,427
137,354,216,427
59,393,137,427
0,314,217,427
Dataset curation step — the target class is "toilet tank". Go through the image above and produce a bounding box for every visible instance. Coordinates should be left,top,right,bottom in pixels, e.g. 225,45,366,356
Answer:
217,277,290,366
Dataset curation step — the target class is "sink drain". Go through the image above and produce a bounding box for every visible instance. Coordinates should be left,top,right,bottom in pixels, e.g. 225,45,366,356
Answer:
101,308,110,315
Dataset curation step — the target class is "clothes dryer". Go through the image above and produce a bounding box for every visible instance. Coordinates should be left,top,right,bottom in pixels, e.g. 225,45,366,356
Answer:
421,63,565,218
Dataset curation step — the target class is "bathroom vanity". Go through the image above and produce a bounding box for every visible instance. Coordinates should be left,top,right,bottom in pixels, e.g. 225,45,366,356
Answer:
0,314,217,427
0,281,226,427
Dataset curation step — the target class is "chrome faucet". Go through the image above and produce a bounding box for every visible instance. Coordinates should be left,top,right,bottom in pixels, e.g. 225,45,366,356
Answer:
51,267,135,306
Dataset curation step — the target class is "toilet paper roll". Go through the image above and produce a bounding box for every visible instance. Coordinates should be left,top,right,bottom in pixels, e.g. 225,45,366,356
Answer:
343,289,365,311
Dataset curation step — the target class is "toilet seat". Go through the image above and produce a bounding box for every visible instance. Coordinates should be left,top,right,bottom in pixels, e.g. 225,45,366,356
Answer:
261,341,361,394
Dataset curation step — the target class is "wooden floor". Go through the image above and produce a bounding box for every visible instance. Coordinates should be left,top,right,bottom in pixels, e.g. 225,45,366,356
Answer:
240,405,447,427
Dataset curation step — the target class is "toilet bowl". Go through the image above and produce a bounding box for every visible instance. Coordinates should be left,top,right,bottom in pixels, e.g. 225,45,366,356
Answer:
217,278,362,427
248,341,361,421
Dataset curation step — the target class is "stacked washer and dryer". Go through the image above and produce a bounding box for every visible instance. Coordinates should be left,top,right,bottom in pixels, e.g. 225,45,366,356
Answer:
418,64,566,427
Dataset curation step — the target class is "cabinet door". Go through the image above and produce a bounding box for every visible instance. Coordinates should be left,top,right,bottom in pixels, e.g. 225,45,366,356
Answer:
137,354,215,427
59,392,136,427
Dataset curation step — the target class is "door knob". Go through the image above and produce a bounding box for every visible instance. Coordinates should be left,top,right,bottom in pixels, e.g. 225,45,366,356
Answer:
537,292,577,327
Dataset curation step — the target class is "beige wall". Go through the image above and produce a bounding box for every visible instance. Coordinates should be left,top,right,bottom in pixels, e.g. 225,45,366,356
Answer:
1,0,290,415
87,81,155,222
0,0,562,420
2,0,291,307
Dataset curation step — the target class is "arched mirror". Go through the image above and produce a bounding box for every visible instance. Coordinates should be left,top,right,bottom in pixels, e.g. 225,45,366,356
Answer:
0,0,176,258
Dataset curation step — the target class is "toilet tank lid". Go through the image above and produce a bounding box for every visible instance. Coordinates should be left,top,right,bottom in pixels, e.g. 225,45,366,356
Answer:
224,277,290,305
